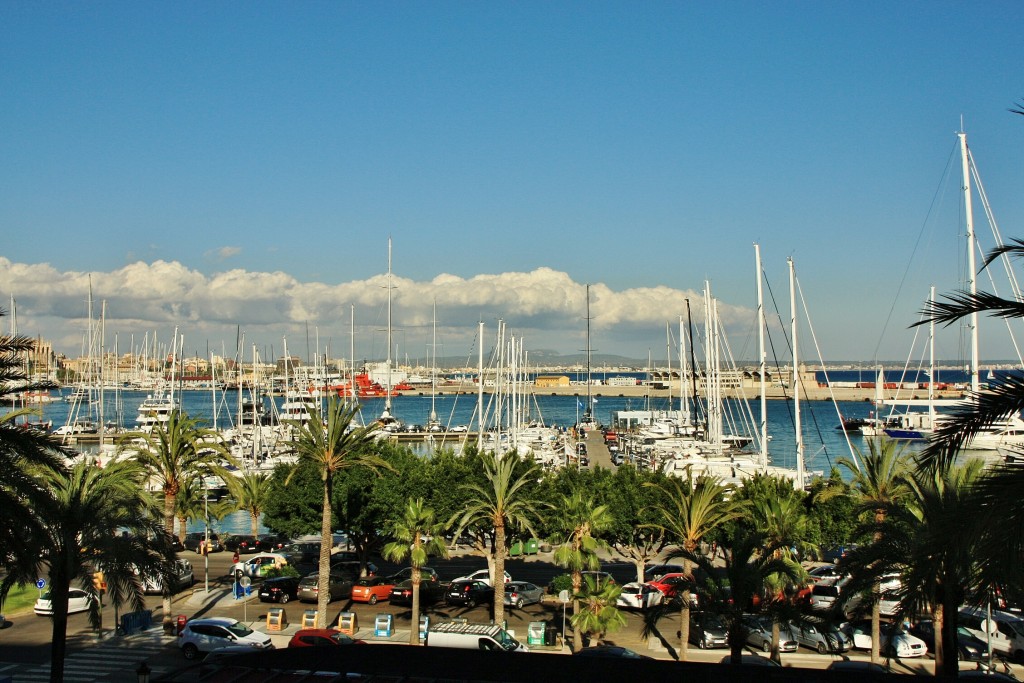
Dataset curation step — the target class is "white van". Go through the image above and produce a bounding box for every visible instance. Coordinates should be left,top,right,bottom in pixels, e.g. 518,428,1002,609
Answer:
426,622,528,652
959,607,1024,659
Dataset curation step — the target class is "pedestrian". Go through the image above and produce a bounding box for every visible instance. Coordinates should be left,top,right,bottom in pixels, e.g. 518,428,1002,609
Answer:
232,549,240,564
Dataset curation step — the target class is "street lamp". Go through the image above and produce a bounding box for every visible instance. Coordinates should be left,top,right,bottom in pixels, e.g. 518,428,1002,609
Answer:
135,661,151,683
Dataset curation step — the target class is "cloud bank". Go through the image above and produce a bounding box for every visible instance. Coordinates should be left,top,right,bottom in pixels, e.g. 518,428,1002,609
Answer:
0,258,753,362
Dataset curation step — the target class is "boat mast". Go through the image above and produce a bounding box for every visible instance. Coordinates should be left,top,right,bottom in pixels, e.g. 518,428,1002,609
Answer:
789,257,805,490
755,243,768,472
929,285,936,423
959,131,981,394
665,321,672,415
679,315,689,424
585,283,593,424
429,299,438,427
382,237,394,420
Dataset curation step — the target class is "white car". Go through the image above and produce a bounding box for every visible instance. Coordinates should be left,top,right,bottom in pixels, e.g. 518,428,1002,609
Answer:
230,553,288,578
178,617,273,660
34,588,94,616
616,582,664,610
452,569,511,586
842,620,927,658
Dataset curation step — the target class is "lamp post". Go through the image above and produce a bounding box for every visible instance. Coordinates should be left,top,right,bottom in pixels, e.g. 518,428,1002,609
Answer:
204,478,209,593
135,661,151,683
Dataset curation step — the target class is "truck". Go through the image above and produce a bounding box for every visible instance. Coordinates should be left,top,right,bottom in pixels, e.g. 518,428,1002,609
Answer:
425,621,529,652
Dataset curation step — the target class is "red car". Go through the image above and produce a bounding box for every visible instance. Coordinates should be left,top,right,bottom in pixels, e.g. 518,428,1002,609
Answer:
351,576,394,605
287,629,364,647
646,572,689,598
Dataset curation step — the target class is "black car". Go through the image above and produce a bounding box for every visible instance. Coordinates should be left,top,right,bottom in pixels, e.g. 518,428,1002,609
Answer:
387,567,439,584
446,579,494,607
390,579,443,606
282,542,321,567
910,619,989,661
183,532,223,554
225,534,260,554
257,533,291,552
574,646,652,659
258,576,301,604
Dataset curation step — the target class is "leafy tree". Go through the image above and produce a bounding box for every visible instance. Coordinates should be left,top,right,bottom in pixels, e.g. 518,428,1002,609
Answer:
601,465,671,582
452,453,545,627
551,488,612,651
571,574,626,646
838,439,911,664
15,460,174,683
286,396,388,628
119,409,232,632
382,498,449,644
0,309,72,604
643,472,745,661
228,471,273,536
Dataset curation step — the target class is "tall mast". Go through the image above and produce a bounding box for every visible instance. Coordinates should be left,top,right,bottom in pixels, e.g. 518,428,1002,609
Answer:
382,237,394,420
929,285,936,423
585,284,592,423
960,131,981,394
429,299,438,427
755,243,768,471
789,257,805,490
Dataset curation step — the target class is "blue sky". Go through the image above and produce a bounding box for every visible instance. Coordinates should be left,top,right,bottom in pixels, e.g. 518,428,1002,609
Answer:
3,2,1024,365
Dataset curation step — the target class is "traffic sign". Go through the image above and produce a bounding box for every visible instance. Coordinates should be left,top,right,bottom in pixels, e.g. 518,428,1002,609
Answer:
35,579,46,590
558,589,570,604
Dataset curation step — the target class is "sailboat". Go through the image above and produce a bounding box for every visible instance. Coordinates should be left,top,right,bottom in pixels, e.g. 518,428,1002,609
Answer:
377,237,403,433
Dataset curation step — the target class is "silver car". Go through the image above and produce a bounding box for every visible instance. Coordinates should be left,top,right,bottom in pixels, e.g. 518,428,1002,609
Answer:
503,581,544,608
741,615,798,653
792,621,851,654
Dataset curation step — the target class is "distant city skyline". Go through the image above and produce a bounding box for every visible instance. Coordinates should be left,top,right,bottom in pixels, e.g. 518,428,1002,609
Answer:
3,3,1024,362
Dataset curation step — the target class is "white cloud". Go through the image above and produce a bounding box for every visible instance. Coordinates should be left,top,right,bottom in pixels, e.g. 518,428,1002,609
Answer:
205,246,242,261
0,257,754,361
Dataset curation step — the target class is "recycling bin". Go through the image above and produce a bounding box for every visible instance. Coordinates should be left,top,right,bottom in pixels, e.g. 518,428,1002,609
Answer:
525,538,539,554
509,540,523,556
301,610,318,629
266,607,287,632
337,611,357,635
374,613,393,638
527,621,545,646
419,615,429,643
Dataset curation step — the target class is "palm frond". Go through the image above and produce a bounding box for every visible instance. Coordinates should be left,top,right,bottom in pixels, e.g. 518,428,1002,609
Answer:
914,290,1024,328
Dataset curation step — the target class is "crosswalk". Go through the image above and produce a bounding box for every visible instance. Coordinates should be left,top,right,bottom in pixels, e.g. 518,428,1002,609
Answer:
0,629,173,682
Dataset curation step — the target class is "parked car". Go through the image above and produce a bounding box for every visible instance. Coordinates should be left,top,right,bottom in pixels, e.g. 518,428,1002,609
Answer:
184,532,223,554
446,579,494,607
141,558,194,594
741,614,798,653
646,572,689,598
257,533,291,552
643,564,686,582
580,571,616,589
287,628,363,647
504,581,544,609
387,567,439,584
178,617,273,660
574,646,652,659
808,576,848,612
281,542,322,567
959,607,1024,660
34,588,94,616
616,582,664,610
298,570,355,603
351,576,394,605
451,568,511,586
689,612,728,649
224,534,261,554
719,654,781,666
791,621,851,653
230,552,288,578
258,576,301,604
910,619,989,662
390,578,443,606
842,619,927,658
807,563,842,582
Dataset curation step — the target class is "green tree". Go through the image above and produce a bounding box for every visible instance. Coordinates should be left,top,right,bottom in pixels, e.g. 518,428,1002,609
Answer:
0,310,71,603
551,488,613,651
452,453,545,627
382,498,449,644
229,471,273,536
602,466,670,582
120,409,232,632
571,574,626,646
839,439,911,664
19,460,173,683
644,472,745,661
286,395,388,629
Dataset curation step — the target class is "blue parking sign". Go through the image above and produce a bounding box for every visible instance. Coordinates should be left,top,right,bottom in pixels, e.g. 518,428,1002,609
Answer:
36,579,45,589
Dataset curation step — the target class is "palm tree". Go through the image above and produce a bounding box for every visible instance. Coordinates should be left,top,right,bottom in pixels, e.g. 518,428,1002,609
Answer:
16,459,174,683
229,471,273,537
0,309,72,603
287,395,387,629
451,454,545,627
120,409,232,632
570,574,626,646
838,439,911,664
173,475,206,544
551,488,613,651
382,498,449,644
644,472,745,661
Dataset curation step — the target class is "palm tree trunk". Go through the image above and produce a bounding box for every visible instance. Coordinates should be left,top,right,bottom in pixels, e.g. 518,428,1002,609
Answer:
48,581,70,683
410,566,421,646
870,595,881,663
317,470,333,630
934,601,947,677
493,521,506,626
679,556,694,661
571,569,583,651
250,511,259,538
770,621,781,663
163,488,176,633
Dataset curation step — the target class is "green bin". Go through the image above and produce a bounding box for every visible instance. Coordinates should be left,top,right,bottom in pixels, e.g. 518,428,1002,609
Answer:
509,540,523,556
524,538,539,554
527,621,546,646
